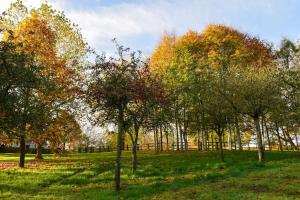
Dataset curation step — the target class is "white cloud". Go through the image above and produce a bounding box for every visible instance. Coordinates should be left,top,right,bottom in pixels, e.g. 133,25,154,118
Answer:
0,0,298,53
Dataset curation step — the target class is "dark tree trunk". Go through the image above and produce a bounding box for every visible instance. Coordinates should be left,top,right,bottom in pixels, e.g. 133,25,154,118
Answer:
263,117,271,151
166,129,169,150
35,143,43,160
217,130,224,162
156,127,159,152
153,128,157,152
235,116,242,150
197,128,201,151
19,134,26,168
132,143,137,172
159,125,163,151
201,129,205,151
130,125,139,173
254,116,264,162
228,125,232,150
175,118,179,151
115,108,124,191
179,125,183,151
275,126,283,151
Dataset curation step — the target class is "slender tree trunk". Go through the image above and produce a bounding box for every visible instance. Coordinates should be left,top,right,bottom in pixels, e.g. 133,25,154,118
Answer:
35,143,43,160
183,132,188,151
179,125,183,151
217,130,224,162
130,125,139,173
211,134,214,150
263,117,271,151
132,143,137,172
153,128,157,151
254,116,264,162
160,125,163,151
261,117,265,151
282,127,288,149
115,108,124,191
166,129,169,151
235,116,242,150
275,126,283,152
175,118,179,151
228,125,232,150
19,134,26,168
156,127,159,151
201,129,205,151
197,128,201,151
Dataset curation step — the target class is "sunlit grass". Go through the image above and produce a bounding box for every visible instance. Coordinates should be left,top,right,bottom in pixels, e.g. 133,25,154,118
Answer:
0,151,300,199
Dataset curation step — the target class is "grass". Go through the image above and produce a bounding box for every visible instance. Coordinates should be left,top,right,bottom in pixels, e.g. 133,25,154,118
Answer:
0,150,300,199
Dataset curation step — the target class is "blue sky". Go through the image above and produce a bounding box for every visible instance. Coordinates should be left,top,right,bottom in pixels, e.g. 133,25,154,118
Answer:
1,0,300,55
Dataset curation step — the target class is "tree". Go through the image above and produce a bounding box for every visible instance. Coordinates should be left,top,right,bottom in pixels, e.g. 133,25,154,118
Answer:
85,42,155,191
127,72,165,172
1,1,87,166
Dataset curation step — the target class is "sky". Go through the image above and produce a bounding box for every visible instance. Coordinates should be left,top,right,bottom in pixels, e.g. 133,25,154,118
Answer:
1,0,300,55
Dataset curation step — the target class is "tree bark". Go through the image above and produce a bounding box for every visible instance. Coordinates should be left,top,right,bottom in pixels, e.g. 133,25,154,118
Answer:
166,128,169,151
175,118,179,151
19,134,26,168
228,125,232,150
197,128,201,151
235,116,242,150
275,125,283,151
132,143,137,172
179,124,183,151
115,108,124,191
159,125,163,151
254,116,264,162
35,143,43,160
153,127,157,152
217,130,225,162
263,117,271,151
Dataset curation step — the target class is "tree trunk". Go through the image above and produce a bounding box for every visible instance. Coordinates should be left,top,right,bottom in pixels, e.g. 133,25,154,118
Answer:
263,117,271,151
217,130,224,162
275,126,283,151
235,116,242,150
35,143,43,160
115,108,124,191
254,116,264,162
175,118,179,151
156,127,159,152
179,125,183,151
153,128,157,152
166,129,169,151
132,143,137,172
19,134,26,168
197,128,201,151
159,125,163,151
228,125,232,150
201,129,205,151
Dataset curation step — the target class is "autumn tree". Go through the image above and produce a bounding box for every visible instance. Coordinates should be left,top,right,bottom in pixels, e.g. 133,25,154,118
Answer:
86,42,156,191
1,1,87,167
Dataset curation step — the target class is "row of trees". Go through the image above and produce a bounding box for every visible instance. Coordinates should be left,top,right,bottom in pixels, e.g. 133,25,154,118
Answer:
84,26,300,190
1,0,300,193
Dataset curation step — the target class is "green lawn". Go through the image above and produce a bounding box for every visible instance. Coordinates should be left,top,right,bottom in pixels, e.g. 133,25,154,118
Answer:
0,151,300,200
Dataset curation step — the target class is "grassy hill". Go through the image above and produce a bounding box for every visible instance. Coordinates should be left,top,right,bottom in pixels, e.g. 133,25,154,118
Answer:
0,151,300,199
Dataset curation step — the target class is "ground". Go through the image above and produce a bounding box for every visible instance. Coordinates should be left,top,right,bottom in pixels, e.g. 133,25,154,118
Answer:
0,151,300,200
